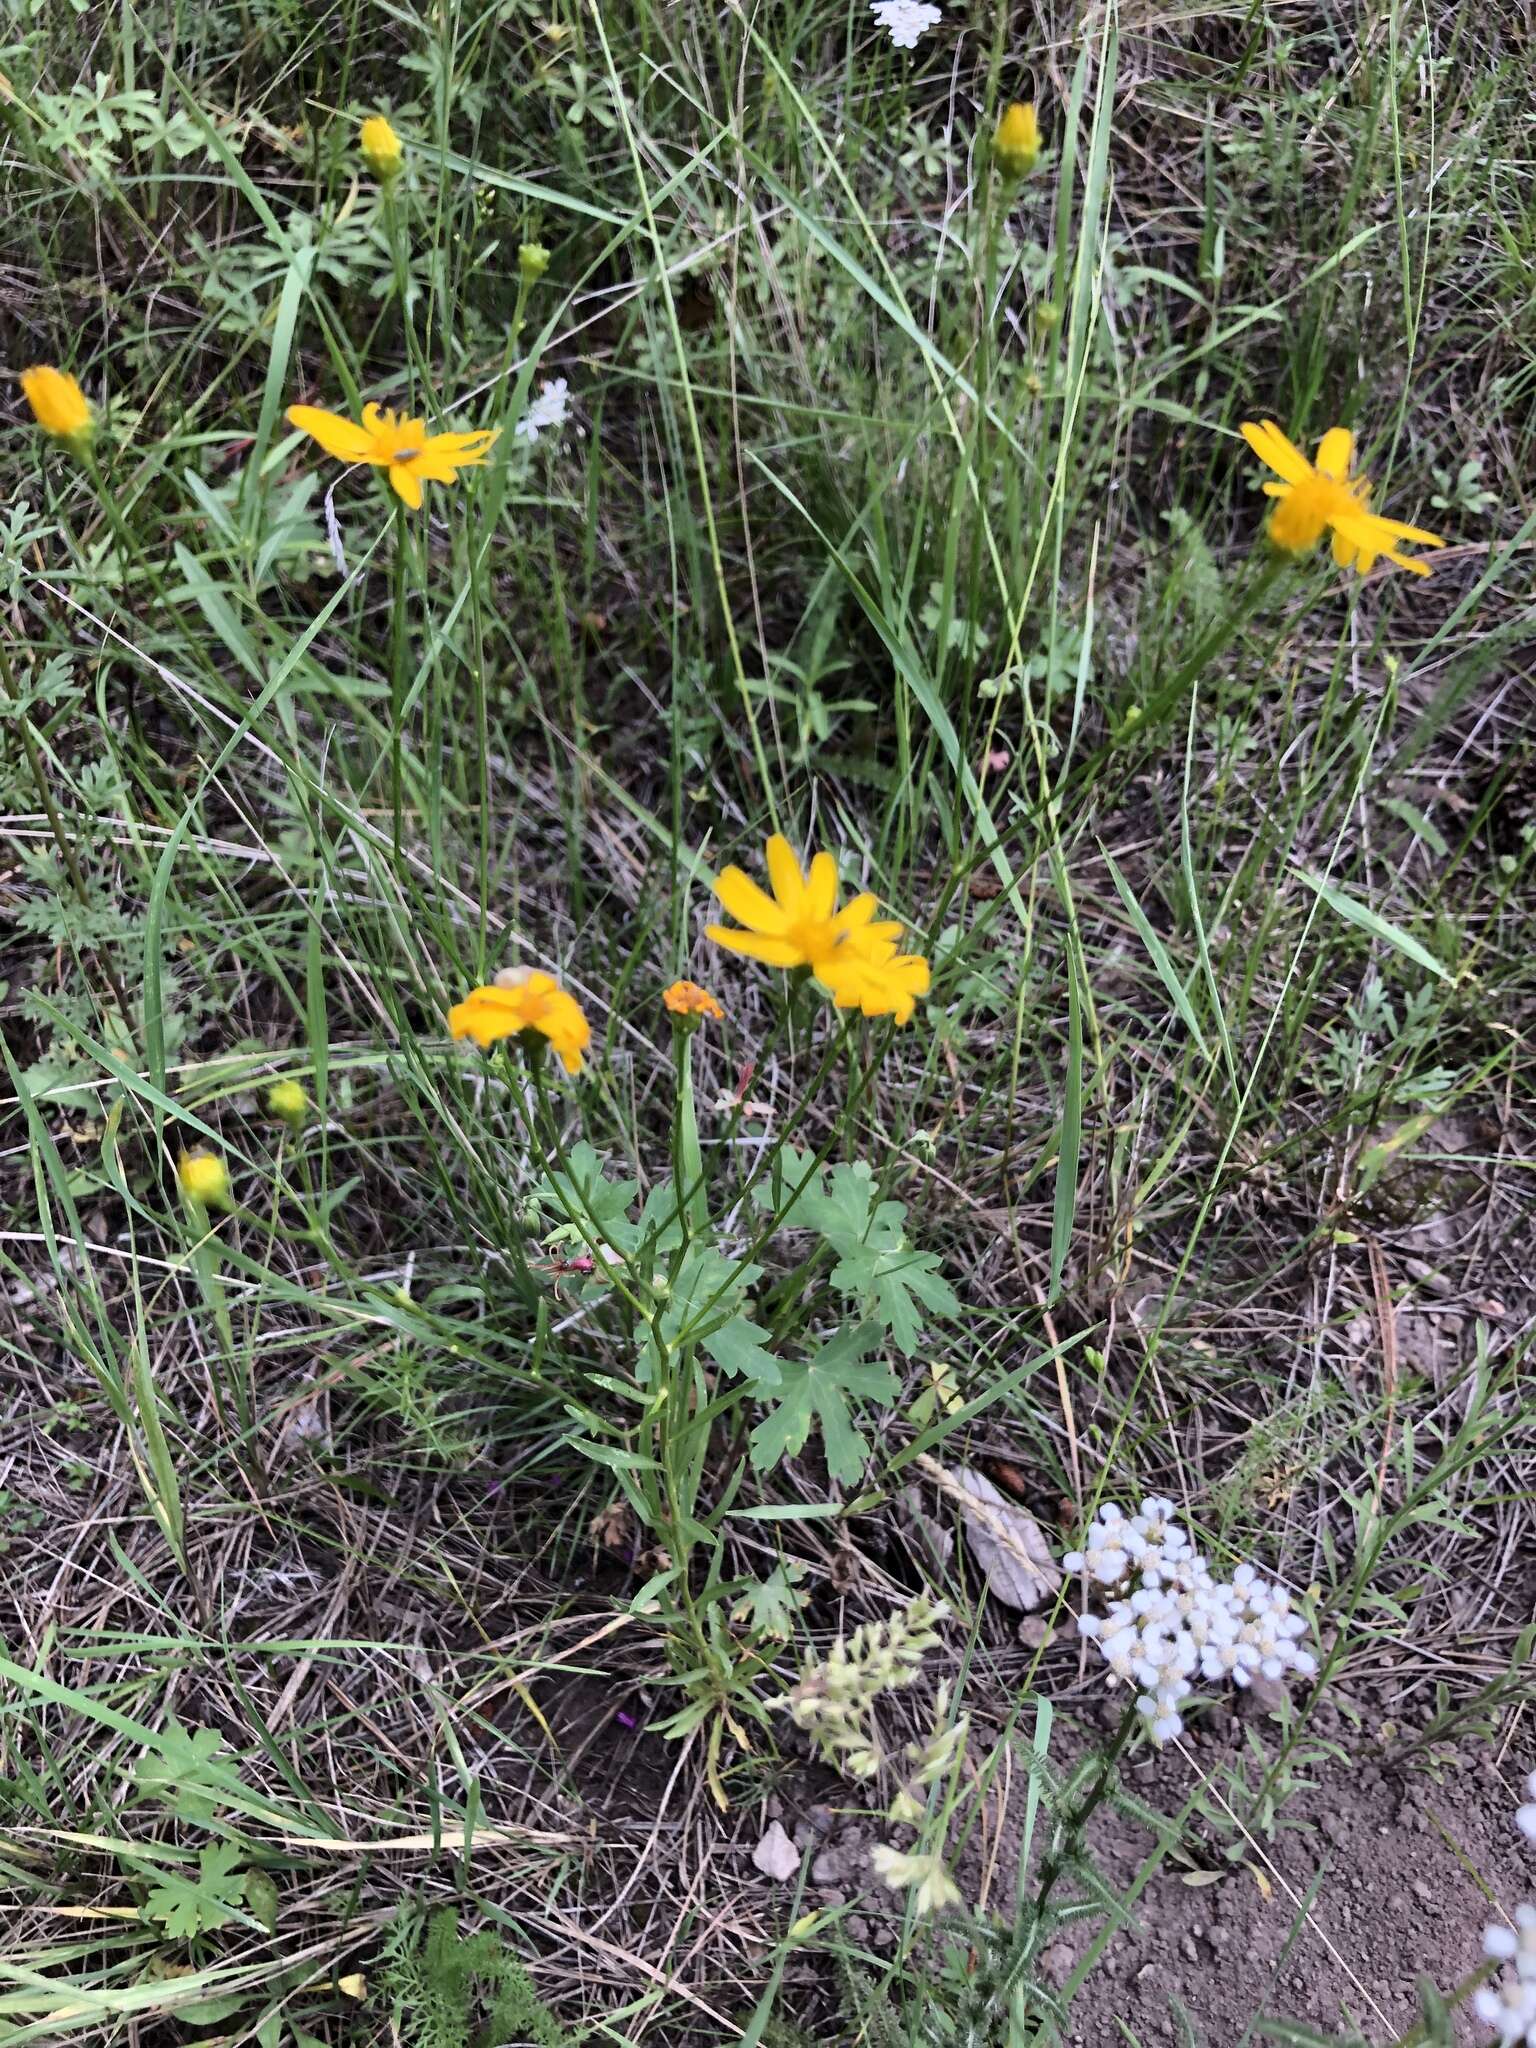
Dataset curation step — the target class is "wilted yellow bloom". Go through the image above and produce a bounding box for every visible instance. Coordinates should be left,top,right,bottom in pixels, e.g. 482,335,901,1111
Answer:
266,1079,308,1130
994,102,1039,179
359,115,403,181
663,980,724,1021
1241,420,1445,578
706,835,929,1026
178,1149,232,1210
20,366,93,447
448,969,591,1074
286,400,499,510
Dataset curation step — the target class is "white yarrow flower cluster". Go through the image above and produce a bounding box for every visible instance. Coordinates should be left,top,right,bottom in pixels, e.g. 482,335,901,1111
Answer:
1065,1499,1317,1744
1474,1771,1536,2045
870,0,941,50
514,377,570,443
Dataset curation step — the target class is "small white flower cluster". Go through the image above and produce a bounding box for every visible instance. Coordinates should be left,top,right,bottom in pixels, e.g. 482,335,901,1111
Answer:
870,0,941,50
1474,1771,1536,2045
1066,1498,1317,1744
514,377,570,443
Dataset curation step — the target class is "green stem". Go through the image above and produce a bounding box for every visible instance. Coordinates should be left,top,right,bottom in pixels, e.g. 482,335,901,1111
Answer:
1027,1702,1138,1931
389,499,410,859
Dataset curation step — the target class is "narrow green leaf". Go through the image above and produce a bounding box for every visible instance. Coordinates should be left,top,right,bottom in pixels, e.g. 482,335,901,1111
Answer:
1294,867,1453,981
1049,944,1083,1306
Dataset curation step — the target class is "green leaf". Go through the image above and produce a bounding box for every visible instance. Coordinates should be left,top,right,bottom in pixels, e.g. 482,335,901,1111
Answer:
133,1720,233,1823
143,1842,249,1940
1294,867,1453,982
759,1154,955,1354
831,1242,958,1356
704,1314,781,1386
749,1325,896,1484
730,1562,809,1639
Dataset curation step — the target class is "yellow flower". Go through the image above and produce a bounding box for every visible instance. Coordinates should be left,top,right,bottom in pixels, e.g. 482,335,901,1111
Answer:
994,102,1039,179
707,835,902,972
819,938,931,1027
518,242,551,284
178,1149,232,1210
448,969,591,1074
266,1079,308,1130
359,115,404,181
1241,420,1445,578
20,366,93,447
286,400,499,509
706,836,929,1026
663,979,725,1020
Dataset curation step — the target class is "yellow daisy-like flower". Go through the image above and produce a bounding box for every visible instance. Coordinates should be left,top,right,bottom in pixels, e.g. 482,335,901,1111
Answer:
286,400,499,509
707,835,902,971
819,938,931,1028
448,969,591,1074
706,835,929,1026
178,1149,232,1210
663,980,725,1020
1241,420,1445,578
20,365,93,447
359,114,404,181
994,101,1039,179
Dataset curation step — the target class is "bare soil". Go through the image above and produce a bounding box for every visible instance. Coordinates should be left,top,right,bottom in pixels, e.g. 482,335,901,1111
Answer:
772,1685,1534,2043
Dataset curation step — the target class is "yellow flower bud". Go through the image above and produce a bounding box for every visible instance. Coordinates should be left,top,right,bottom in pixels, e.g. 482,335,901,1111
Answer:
266,1079,309,1130
993,101,1040,181
518,241,550,285
359,115,404,182
20,366,93,450
178,1149,232,1211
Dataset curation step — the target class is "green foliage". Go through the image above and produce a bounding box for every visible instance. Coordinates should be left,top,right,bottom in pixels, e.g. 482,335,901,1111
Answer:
378,1906,572,2048
749,1323,895,1484
141,1842,258,1941
758,1151,960,1357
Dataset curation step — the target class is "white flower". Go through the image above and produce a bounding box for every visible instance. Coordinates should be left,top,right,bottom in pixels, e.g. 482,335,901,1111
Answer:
1473,1975,1536,2047
869,0,941,49
1518,1770,1536,1844
514,377,570,443
1062,1497,1316,1746
869,1845,962,1917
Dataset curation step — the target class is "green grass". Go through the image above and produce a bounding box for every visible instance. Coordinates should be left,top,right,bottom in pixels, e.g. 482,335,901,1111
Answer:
2,0,1534,2042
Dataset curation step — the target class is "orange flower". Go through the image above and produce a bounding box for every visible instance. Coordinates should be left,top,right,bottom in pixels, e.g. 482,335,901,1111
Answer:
663,980,725,1020
286,399,499,509
448,970,590,1073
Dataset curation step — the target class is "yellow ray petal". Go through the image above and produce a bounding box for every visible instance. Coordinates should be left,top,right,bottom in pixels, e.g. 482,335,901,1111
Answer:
426,427,499,461
287,405,377,462
704,924,805,966
803,850,839,922
1241,420,1313,488
389,463,424,508
713,866,790,934
764,835,806,913
1314,427,1354,481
